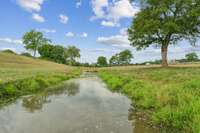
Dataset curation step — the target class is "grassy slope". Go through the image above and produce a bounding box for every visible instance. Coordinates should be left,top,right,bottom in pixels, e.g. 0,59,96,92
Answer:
99,66,200,133
0,52,80,105
0,52,75,83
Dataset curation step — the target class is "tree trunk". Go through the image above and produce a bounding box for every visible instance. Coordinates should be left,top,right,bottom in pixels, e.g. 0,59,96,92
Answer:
161,44,169,67
33,50,36,58
33,50,36,57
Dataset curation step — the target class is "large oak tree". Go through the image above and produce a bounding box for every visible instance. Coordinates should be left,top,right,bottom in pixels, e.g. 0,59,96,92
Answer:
128,0,200,67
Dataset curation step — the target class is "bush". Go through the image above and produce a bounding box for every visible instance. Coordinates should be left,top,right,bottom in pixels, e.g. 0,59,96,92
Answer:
4,85,16,96
35,75,49,88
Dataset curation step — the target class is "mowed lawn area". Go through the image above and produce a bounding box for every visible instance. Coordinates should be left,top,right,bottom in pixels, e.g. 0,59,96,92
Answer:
98,65,200,133
0,52,80,105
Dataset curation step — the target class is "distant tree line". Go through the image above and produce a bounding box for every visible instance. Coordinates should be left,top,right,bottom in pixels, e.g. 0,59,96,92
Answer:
1,47,199,66
96,50,133,67
22,30,80,66
38,44,80,65
135,52,199,65
21,30,134,67
1,29,199,67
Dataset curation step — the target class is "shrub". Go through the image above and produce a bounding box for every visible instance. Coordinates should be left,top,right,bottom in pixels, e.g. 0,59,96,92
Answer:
35,75,49,88
21,79,40,93
4,85,16,96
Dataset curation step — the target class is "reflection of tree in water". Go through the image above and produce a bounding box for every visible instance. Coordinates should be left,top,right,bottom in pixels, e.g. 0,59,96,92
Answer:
22,82,80,113
48,81,80,96
64,82,80,96
22,94,51,113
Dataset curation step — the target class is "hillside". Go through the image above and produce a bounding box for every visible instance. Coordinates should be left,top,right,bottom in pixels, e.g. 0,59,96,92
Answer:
0,52,75,83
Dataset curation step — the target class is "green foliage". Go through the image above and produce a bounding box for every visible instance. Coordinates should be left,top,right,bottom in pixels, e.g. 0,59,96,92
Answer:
65,46,80,66
52,45,67,64
99,67,200,132
109,50,133,66
4,85,16,96
38,44,67,64
109,54,120,66
118,50,133,65
97,56,108,67
38,44,54,59
128,0,200,66
23,30,50,57
185,52,199,62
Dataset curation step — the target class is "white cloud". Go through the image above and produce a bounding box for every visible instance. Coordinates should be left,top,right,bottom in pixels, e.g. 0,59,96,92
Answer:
85,48,120,53
91,0,140,27
97,28,130,48
97,35,130,48
91,0,108,20
59,14,69,24
0,38,23,45
108,0,139,20
16,0,44,12
76,0,82,8
81,32,88,38
101,20,118,27
119,28,128,35
65,32,75,37
37,28,56,33
32,13,45,23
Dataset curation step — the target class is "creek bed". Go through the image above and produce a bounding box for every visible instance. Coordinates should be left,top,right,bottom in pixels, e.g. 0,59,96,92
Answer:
0,73,158,133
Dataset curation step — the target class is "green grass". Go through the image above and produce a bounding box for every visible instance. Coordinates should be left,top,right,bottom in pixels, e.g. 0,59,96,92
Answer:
0,52,81,106
98,66,200,133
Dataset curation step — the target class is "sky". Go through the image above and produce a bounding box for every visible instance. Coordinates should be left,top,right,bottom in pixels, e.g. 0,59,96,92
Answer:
0,0,199,63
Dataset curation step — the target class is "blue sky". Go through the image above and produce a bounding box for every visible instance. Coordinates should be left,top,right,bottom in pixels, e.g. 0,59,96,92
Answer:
0,0,199,63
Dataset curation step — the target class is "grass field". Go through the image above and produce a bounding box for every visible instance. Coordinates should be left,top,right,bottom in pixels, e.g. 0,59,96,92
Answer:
0,52,81,105
1,52,200,132
0,52,77,83
98,66,200,133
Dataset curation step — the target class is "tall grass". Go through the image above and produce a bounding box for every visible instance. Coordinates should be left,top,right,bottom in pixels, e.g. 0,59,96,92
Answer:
99,67,200,133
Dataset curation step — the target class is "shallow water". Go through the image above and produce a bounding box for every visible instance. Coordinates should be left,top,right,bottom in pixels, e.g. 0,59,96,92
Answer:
0,73,158,133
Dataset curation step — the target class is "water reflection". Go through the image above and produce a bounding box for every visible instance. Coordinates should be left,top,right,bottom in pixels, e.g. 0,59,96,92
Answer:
0,74,159,133
22,81,79,113
22,95,50,113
